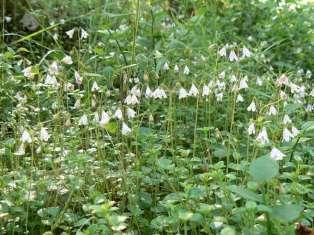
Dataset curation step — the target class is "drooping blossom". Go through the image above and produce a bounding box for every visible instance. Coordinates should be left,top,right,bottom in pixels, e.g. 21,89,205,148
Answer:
189,84,199,97
66,28,75,39
247,101,257,112
270,147,286,161
78,114,88,126
114,108,123,120
121,122,131,135
183,65,190,75
178,88,188,99
152,87,167,99
21,130,32,143
282,128,294,142
91,81,100,92
229,50,238,62
248,122,256,135
256,127,269,145
40,127,50,142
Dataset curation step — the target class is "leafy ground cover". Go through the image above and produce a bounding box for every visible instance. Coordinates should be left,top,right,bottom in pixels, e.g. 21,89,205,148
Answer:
0,0,313,234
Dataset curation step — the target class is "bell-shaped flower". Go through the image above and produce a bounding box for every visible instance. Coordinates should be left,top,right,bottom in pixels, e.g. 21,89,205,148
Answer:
121,122,131,135
178,87,188,99
248,122,256,135
152,87,167,99
127,108,136,119
62,55,73,65
66,28,75,39
229,50,238,62
114,108,123,120
256,127,269,145
21,129,32,143
183,65,190,75
283,114,292,124
189,84,199,97
91,81,100,92
247,101,257,112
78,114,88,126
242,47,251,58
124,94,139,105
75,71,83,85
40,127,50,142
268,105,277,116
99,111,110,126
270,147,286,161
282,128,294,142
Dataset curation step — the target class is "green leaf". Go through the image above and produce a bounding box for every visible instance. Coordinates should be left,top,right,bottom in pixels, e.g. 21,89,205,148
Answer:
157,158,174,170
104,121,118,134
271,204,303,223
228,185,263,202
301,121,314,132
220,227,236,235
249,156,279,183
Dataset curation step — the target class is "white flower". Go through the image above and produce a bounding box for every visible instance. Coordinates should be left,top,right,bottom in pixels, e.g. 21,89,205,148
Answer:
75,71,83,85
178,87,188,99
215,92,223,102
48,61,59,75
124,94,139,105
216,80,226,91
189,84,199,97
239,77,249,90
40,127,50,142
229,50,238,62
74,98,81,109
183,65,190,75
247,101,256,112
279,91,288,100
14,144,25,156
283,114,292,124
152,87,167,99
174,64,179,73
80,28,89,39
163,62,169,71
219,71,225,79
242,47,251,58
121,122,131,135
309,89,314,97
62,55,73,65
79,114,88,126
276,74,289,86
21,130,32,143
66,28,75,39
127,108,136,119
114,108,123,120
218,46,227,57
248,122,256,135
282,128,294,142
130,85,141,97
99,111,110,126
270,147,286,161
64,82,74,92
44,74,59,87
256,77,263,86
202,84,210,96
230,75,237,83
268,105,277,116
256,127,269,145
23,66,34,78
145,86,153,98
236,94,244,103
291,126,299,137
91,81,100,92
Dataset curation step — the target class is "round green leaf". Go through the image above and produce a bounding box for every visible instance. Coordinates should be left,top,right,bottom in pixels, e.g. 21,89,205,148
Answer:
249,156,279,183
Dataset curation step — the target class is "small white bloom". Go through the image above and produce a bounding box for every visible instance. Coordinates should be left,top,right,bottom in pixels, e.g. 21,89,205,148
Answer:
236,94,244,103
215,92,223,102
74,98,81,109
229,50,238,62
218,71,225,79
21,130,32,143
23,66,34,78
152,87,167,99
256,127,269,145
124,94,139,105
14,144,25,156
189,83,199,97
99,111,110,126
310,89,314,97
183,65,190,75
121,122,131,135
66,28,75,39
242,46,251,58
127,108,136,119
270,147,286,161
178,87,188,99
268,105,277,116
230,74,237,83
202,84,210,96
163,62,169,71
282,128,294,142
279,91,288,100
44,74,59,87
291,126,299,137
114,108,123,120
48,61,59,75
62,55,73,65
283,114,292,124
79,114,88,126
239,77,249,90
248,122,255,135
80,28,89,39
247,101,257,112
75,71,83,85
174,64,179,73
216,80,226,91
91,81,100,92
276,74,289,86
40,127,50,142
256,77,263,86
130,85,141,97
145,86,153,98
218,46,227,57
